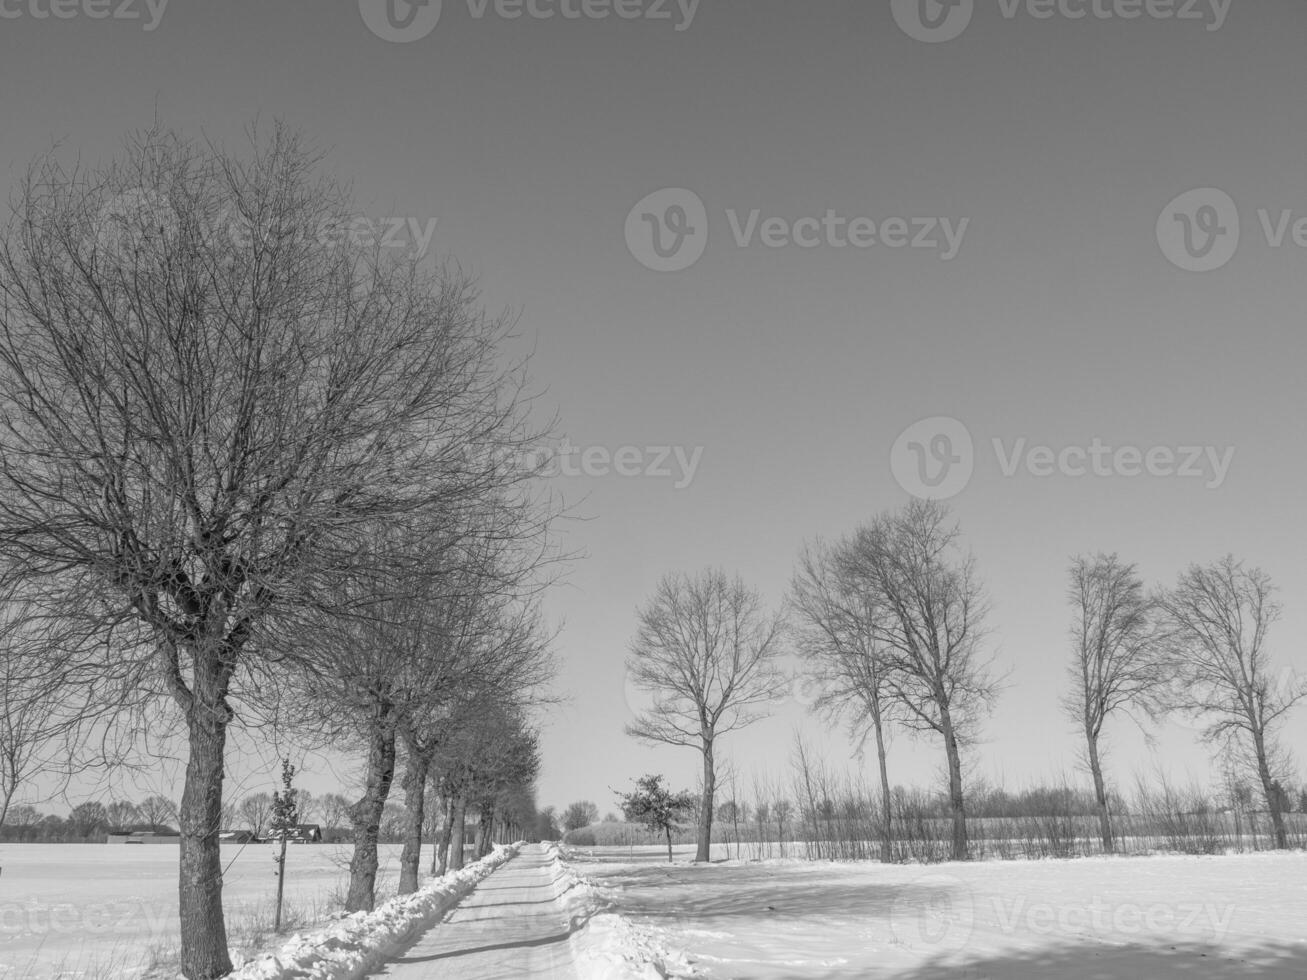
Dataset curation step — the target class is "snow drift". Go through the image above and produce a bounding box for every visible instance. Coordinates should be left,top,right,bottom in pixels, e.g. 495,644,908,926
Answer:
548,842,703,979
226,844,521,980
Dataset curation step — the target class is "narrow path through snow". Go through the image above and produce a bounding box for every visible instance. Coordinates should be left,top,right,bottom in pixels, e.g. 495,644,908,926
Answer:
369,843,586,980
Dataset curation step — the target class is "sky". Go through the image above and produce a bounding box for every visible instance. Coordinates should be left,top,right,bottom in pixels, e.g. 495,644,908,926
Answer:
2,0,1306,816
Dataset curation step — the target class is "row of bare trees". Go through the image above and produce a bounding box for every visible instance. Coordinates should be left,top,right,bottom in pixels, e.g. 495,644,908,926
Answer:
1067,552,1303,852
797,504,1303,861
623,502,998,865
625,500,1304,866
0,123,559,978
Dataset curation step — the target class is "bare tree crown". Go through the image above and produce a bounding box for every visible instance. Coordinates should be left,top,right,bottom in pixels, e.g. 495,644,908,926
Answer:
625,568,785,748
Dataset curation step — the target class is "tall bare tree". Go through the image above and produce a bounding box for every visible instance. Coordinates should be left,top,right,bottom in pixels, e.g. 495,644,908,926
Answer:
626,569,786,862
427,698,540,872
0,595,103,830
1064,553,1166,854
137,793,179,829
0,124,541,978
562,800,600,832
294,790,318,827
104,799,142,829
1157,557,1305,849
791,538,898,863
396,594,554,894
293,530,554,909
318,793,351,834
237,792,272,839
840,501,1000,861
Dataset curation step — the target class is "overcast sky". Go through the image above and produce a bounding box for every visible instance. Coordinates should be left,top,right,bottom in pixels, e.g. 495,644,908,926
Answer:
3,0,1306,813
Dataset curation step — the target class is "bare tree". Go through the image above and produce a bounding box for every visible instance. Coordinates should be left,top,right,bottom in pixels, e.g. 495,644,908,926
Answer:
840,501,1000,861
295,790,318,827
70,800,109,838
0,124,544,977
562,800,600,832
465,715,542,860
137,794,179,829
294,539,554,908
318,793,351,834
391,553,555,895
428,699,542,872
105,799,142,830
6,804,40,828
791,538,899,863
237,792,272,839
626,569,786,862
1157,557,1305,849
1064,553,1167,854
0,598,101,831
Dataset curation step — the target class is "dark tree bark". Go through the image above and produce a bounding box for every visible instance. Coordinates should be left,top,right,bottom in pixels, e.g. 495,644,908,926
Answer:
1086,733,1114,854
871,707,893,863
474,803,494,859
432,795,454,875
176,651,233,978
397,755,431,895
696,737,715,863
1253,728,1289,849
940,706,967,860
447,795,468,871
346,710,397,912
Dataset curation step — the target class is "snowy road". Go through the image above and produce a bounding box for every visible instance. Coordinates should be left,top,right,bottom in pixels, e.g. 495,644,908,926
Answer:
370,844,587,980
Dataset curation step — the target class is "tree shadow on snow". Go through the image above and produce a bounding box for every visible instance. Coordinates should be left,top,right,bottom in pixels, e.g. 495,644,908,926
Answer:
809,940,1307,980
580,863,946,920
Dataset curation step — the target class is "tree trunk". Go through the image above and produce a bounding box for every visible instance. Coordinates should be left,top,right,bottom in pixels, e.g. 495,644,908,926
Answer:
939,707,968,861
696,736,715,863
475,804,494,858
448,795,467,871
871,706,893,864
432,795,453,875
1253,727,1289,849
665,824,673,863
177,660,234,980
397,755,430,895
273,836,288,933
1085,730,1114,855
345,711,397,912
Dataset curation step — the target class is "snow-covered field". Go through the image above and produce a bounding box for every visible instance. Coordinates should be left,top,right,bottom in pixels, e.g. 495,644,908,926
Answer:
0,842,409,979
563,846,1307,979
7,841,1307,979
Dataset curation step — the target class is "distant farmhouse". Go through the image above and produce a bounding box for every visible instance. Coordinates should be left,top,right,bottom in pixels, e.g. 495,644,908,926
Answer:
279,823,323,843
216,824,323,845
105,825,181,844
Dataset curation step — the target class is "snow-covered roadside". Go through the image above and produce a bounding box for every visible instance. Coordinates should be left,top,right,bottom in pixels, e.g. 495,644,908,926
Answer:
549,843,704,980
226,844,521,980
564,847,1307,979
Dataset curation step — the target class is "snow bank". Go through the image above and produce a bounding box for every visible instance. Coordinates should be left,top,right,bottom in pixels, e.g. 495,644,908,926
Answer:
547,843,703,980
227,844,521,980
